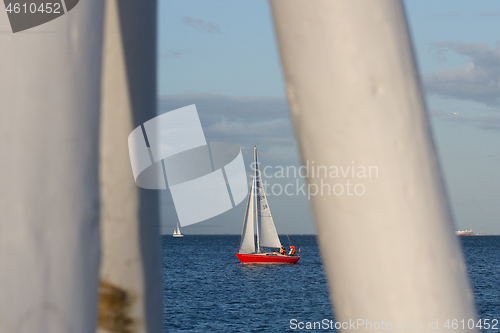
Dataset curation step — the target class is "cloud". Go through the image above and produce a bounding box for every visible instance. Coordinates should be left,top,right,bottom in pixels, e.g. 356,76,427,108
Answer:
439,12,459,17
181,16,220,34
429,107,500,132
429,109,447,117
478,12,500,17
423,42,500,106
160,50,183,58
453,114,500,131
158,93,300,165
471,115,500,131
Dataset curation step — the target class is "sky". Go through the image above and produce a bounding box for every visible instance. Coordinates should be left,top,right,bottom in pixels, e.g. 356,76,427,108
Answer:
158,0,500,235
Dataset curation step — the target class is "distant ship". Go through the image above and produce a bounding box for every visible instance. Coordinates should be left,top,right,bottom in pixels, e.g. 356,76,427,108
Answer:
456,229,474,236
173,223,183,238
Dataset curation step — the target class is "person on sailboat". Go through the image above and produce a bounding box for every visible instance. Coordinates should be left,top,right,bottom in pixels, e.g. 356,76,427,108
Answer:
280,245,285,255
288,246,296,256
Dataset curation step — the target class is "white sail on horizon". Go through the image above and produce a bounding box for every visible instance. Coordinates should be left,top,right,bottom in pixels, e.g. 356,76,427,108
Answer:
173,223,183,236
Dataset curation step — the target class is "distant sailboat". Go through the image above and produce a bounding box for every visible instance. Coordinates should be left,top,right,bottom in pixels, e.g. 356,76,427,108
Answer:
173,223,183,238
236,146,300,264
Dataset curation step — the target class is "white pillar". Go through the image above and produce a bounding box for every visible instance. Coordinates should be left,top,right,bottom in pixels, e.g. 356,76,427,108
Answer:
98,0,162,332
270,0,477,331
0,2,104,333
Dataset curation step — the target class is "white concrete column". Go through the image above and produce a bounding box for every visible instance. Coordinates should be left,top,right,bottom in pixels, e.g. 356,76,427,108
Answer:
98,0,162,332
270,0,477,331
0,2,104,333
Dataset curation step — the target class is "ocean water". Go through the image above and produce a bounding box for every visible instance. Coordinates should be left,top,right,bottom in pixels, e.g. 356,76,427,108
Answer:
462,236,500,331
162,235,500,332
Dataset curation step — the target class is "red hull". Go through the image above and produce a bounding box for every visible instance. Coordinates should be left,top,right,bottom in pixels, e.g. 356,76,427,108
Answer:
236,253,300,264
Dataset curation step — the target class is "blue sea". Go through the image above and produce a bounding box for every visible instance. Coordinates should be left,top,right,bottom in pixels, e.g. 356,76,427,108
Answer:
162,235,500,332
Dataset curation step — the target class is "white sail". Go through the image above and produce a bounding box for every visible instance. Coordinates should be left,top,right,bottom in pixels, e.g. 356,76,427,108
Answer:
255,150,282,249
173,223,183,236
238,176,255,253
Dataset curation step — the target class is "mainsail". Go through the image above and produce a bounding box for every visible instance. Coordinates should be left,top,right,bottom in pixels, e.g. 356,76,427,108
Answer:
238,176,255,253
255,150,282,249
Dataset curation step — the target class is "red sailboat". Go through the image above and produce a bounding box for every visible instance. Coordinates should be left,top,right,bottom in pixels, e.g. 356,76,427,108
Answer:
235,146,300,265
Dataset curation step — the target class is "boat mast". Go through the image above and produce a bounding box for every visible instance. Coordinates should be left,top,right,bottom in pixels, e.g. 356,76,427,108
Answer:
254,146,260,253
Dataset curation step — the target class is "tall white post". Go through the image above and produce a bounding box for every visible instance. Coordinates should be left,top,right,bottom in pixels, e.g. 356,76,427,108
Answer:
98,0,162,332
0,2,104,333
270,0,478,331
